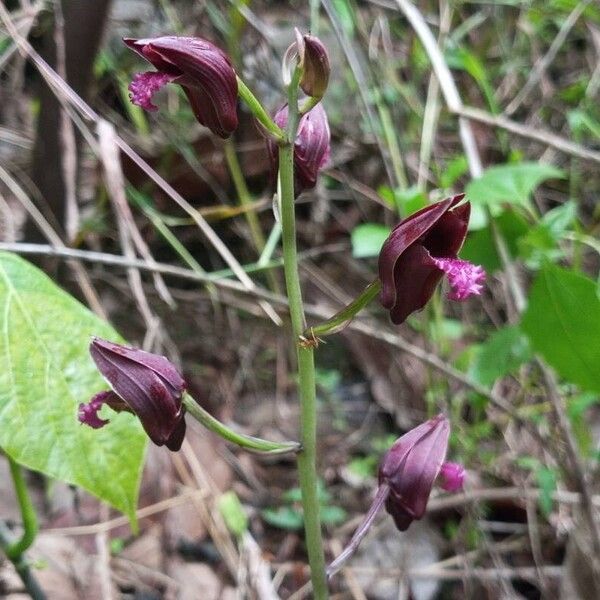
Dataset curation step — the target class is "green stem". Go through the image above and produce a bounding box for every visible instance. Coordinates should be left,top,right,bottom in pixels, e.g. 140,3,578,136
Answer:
236,76,285,142
6,457,38,560
376,97,408,190
303,279,381,339
223,138,266,251
279,136,329,598
223,138,282,295
299,95,321,115
182,393,299,455
0,458,46,600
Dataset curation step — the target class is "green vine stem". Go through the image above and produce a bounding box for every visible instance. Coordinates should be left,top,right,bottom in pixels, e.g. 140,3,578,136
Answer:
5,457,38,559
302,279,381,340
278,65,329,599
236,76,285,142
182,393,300,455
0,457,46,600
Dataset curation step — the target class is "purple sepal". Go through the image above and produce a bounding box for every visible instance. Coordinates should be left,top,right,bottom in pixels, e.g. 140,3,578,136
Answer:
89,337,187,451
378,414,450,531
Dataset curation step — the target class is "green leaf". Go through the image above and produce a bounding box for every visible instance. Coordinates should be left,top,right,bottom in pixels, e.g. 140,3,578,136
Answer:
439,155,468,189
521,265,600,392
331,0,356,36
536,467,557,517
460,210,530,273
465,163,565,229
0,253,147,522
377,185,426,217
470,326,532,386
218,491,248,538
347,455,377,478
351,223,391,258
518,201,576,268
319,505,347,526
261,506,304,531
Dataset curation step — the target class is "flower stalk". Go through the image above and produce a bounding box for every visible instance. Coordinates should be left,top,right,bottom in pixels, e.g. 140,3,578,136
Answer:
236,76,285,142
278,65,329,599
181,393,300,455
302,279,381,340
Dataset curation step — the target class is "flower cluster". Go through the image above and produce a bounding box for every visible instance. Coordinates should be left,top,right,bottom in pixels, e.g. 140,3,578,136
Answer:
124,34,331,195
112,30,477,590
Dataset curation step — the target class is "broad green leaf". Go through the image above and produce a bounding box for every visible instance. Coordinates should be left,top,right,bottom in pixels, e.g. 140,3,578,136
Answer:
0,253,147,521
351,223,391,258
521,265,600,392
465,162,564,229
377,185,426,217
470,326,532,386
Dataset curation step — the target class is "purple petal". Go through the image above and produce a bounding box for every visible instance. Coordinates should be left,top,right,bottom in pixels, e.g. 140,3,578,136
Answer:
431,257,486,301
78,390,117,429
128,71,174,111
439,462,466,492
266,103,331,196
123,36,239,138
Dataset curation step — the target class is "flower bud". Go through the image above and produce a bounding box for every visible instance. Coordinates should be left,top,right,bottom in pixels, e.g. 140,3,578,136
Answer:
328,414,463,577
379,414,449,531
283,29,330,98
300,35,330,98
80,337,187,451
267,103,330,196
124,36,238,138
378,194,485,324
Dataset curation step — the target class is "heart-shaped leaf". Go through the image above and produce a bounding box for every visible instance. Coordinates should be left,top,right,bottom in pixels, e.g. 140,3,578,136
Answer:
0,253,147,522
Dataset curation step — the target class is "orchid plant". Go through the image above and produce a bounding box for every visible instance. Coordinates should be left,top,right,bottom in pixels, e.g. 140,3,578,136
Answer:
2,28,486,600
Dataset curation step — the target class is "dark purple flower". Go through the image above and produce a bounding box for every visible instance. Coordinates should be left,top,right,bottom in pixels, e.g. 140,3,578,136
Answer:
123,36,238,138
328,414,464,577
378,194,485,324
378,414,450,531
79,337,187,451
267,103,330,196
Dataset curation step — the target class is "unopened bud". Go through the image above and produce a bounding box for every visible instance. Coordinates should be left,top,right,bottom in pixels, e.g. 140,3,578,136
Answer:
282,29,330,98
